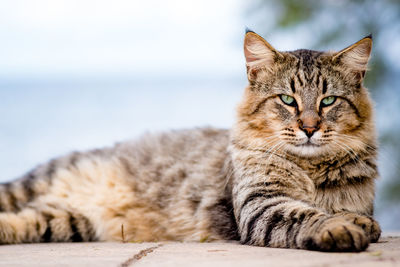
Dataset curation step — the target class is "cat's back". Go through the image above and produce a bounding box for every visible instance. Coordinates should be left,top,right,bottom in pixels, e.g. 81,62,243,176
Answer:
115,127,230,170
109,127,231,191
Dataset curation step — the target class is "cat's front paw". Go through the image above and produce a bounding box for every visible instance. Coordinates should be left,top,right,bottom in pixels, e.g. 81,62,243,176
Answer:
303,217,369,252
339,213,381,243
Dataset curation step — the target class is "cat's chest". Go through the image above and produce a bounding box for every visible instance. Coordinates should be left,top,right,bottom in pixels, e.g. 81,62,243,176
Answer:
302,161,346,190
307,166,375,215
313,185,374,215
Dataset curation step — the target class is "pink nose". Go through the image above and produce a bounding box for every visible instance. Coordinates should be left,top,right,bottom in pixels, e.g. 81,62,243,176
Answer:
298,115,320,138
301,125,319,137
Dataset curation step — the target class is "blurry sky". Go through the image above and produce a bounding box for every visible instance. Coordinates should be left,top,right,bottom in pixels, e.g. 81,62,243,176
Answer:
0,0,249,181
0,0,245,78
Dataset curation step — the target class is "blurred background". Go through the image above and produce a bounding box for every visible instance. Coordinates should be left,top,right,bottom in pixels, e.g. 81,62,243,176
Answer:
0,0,399,231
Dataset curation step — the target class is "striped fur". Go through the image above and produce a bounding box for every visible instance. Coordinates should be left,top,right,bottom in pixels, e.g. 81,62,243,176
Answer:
0,32,380,251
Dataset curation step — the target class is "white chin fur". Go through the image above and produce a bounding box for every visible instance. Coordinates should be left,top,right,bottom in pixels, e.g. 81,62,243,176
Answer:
283,131,329,157
286,144,327,157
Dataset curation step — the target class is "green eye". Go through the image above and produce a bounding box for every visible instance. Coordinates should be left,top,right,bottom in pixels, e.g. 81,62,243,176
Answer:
280,95,296,106
321,96,337,107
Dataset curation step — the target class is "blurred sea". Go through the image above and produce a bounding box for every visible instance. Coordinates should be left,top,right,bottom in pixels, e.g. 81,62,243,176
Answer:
0,77,245,180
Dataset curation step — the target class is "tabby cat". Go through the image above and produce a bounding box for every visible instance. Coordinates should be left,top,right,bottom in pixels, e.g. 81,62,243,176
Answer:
0,30,381,252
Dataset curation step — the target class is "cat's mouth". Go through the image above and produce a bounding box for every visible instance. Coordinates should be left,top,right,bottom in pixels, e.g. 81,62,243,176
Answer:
287,143,322,157
295,140,320,147
282,132,331,157
294,139,322,147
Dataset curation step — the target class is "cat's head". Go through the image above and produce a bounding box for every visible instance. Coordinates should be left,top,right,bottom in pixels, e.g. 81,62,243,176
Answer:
234,30,376,159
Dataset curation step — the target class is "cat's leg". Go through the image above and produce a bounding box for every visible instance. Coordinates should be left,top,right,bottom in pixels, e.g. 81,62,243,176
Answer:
0,204,97,244
334,212,381,243
233,175,369,252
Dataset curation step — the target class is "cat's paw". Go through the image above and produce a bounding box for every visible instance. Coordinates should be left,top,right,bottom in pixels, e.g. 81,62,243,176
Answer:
339,213,381,243
303,217,369,252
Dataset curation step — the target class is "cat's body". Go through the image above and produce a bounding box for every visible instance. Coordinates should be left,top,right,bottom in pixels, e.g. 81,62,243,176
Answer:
0,128,233,243
0,31,381,251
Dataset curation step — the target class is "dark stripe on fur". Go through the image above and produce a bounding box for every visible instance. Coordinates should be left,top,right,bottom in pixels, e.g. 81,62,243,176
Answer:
290,79,296,93
69,214,84,242
41,212,54,242
46,160,57,181
322,79,328,94
240,193,265,213
243,199,287,244
21,172,36,202
240,191,288,211
249,96,275,115
341,97,361,118
318,175,369,189
4,183,18,211
69,152,81,170
286,210,316,248
296,73,304,86
264,209,284,246
327,230,337,250
301,215,330,250
285,209,299,247
291,212,307,248
343,225,355,249
42,227,52,243
82,215,96,241
288,213,306,248
208,198,239,240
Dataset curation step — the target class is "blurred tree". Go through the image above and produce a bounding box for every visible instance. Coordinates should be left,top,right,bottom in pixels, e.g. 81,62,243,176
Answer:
246,0,400,225
247,0,400,89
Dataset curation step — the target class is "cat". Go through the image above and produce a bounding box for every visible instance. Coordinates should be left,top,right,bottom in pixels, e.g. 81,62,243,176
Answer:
0,30,381,252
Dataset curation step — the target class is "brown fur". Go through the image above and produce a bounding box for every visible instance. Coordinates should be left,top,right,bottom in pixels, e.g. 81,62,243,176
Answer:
0,32,380,252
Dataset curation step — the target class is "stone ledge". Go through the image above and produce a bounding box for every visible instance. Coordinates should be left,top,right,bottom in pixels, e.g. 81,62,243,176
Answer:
0,234,398,267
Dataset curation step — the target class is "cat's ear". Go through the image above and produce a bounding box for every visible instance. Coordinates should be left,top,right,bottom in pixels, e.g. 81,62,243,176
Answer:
244,30,282,81
332,35,373,78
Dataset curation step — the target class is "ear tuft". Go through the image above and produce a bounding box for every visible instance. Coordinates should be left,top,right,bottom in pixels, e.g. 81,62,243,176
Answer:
333,36,373,72
245,27,255,34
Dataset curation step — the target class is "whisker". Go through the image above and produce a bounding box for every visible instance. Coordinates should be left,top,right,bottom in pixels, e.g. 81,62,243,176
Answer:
338,134,377,151
331,140,371,171
265,140,286,164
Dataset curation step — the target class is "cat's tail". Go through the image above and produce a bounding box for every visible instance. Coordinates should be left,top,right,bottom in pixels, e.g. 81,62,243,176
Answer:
0,152,99,244
0,160,57,212
0,204,97,244
0,152,81,212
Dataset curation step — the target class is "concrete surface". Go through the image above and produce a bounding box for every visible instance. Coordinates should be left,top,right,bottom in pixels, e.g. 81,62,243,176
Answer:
0,234,399,267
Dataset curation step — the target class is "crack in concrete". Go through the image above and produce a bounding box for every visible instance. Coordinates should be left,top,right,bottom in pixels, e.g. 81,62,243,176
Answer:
120,244,163,267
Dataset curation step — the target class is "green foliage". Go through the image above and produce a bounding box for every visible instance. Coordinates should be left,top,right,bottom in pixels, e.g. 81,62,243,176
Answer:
386,183,400,201
275,0,319,27
380,132,400,202
247,0,400,89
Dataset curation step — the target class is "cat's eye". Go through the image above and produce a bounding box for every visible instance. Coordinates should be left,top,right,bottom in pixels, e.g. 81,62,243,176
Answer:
280,95,296,106
321,96,337,107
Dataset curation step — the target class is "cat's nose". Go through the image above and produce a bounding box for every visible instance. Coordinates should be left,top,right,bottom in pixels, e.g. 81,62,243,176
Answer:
300,125,319,138
298,112,320,138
